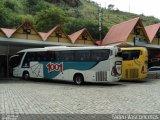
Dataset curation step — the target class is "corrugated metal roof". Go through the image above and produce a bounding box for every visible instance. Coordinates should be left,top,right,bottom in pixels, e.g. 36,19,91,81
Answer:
102,17,140,45
145,23,160,43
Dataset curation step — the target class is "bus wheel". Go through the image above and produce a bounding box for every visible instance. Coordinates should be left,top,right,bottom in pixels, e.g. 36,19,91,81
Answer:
23,71,30,80
73,74,84,85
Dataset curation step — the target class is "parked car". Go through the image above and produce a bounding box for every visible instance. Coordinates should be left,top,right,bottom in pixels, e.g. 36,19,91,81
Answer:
148,66,160,79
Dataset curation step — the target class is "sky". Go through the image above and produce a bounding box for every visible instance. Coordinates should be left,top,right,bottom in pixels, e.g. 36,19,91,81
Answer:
91,0,160,19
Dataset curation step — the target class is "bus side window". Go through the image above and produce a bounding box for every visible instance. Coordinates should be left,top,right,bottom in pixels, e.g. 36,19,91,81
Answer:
30,52,36,61
75,50,90,61
91,49,110,61
56,51,74,61
91,50,100,61
47,51,55,61
55,51,60,61
63,51,74,61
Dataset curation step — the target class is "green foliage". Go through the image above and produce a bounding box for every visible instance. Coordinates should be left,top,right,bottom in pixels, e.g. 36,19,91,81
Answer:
0,8,10,27
4,0,16,11
0,0,159,40
45,0,53,3
35,7,66,32
24,0,51,14
64,18,108,40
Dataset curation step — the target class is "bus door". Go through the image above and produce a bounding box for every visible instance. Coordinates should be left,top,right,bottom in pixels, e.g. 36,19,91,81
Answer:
9,53,25,77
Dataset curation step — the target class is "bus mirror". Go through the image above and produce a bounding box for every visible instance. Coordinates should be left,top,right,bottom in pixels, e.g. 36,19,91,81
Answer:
116,52,122,57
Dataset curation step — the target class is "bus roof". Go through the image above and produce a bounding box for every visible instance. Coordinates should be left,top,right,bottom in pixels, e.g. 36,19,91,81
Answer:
18,46,117,53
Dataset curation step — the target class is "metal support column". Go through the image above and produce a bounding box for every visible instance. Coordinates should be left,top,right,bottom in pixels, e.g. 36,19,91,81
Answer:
6,45,10,78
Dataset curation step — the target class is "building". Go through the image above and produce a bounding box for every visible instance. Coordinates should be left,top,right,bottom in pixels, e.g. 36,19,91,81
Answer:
100,17,160,68
0,21,96,78
145,23,160,67
101,17,149,47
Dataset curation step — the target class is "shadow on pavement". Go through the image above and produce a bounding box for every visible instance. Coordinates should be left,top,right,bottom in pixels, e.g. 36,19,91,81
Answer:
0,77,125,87
119,78,159,84
83,82,125,87
30,78,126,87
0,77,27,83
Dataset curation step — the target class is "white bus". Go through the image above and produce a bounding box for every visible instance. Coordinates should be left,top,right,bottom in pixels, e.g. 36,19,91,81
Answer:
9,46,122,85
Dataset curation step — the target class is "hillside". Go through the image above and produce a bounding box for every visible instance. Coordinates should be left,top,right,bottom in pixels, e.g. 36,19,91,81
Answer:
0,0,159,40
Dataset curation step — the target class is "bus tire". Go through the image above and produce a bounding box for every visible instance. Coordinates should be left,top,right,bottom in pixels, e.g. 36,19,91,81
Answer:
23,71,30,80
73,74,84,85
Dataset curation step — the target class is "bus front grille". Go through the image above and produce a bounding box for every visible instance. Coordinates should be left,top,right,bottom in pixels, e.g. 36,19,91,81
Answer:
96,71,107,81
125,69,139,79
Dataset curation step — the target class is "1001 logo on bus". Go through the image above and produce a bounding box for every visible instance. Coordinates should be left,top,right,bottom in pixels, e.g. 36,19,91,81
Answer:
46,62,63,73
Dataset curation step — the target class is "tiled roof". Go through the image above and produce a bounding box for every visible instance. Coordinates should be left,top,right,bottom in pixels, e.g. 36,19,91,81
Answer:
102,17,140,45
69,28,95,44
1,28,16,38
44,26,58,40
69,28,85,43
38,32,47,41
44,25,71,42
11,20,43,40
145,23,160,43
95,40,102,46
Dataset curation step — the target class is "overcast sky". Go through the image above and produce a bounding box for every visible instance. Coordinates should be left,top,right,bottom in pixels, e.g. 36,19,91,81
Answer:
91,0,160,19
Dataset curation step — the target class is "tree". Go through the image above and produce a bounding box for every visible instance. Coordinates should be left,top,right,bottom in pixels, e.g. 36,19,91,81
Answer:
0,7,10,27
24,0,51,15
4,0,16,11
64,19,108,40
63,0,80,7
35,7,66,32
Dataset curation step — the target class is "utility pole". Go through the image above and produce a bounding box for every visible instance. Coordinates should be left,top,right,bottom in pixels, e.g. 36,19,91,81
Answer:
98,4,103,42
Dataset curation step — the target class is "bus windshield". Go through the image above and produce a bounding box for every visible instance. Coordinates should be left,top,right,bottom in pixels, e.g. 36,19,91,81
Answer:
122,50,141,60
9,52,24,68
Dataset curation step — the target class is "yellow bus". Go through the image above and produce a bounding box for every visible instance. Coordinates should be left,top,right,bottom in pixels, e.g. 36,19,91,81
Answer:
121,47,148,80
